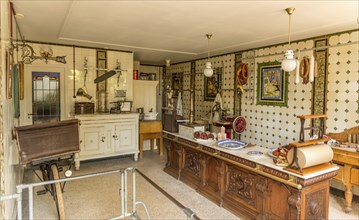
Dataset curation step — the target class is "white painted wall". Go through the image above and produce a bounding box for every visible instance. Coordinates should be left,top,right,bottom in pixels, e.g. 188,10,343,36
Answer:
1,26,133,218
0,1,24,219
139,65,163,117
18,44,134,124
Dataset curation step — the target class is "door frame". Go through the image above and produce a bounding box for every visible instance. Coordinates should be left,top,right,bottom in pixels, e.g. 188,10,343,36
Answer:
20,65,67,125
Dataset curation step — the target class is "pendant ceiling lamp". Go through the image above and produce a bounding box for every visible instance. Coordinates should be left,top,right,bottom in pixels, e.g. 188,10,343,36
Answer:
281,7,297,72
204,34,213,77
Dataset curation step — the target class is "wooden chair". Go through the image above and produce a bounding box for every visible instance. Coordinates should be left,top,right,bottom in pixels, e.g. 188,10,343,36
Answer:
326,125,359,213
139,120,163,159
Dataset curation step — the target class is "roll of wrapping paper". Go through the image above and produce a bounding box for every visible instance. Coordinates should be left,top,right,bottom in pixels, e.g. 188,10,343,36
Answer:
287,144,333,169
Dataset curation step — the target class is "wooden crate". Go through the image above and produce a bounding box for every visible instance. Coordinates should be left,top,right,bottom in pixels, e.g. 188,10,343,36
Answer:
14,119,80,165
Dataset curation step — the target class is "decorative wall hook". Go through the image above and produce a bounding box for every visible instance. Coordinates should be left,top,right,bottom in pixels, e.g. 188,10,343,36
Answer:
12,42,67,64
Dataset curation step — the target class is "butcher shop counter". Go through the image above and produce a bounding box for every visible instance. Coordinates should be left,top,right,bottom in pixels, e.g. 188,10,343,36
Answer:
163,131,338,220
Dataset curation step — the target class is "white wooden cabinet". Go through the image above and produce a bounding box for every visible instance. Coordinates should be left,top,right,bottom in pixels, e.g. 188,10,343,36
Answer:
75,113,139,170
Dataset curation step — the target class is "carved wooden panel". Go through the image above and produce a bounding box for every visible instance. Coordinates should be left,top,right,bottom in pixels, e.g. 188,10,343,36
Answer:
266,180,292,219
183,148,200,176
261,166,289,180
164,139,181,179
197,155,223,204
179,146,202,188
202,145,216,154
220,151,256,168
225,165,256,207
178,137,199,148
305,189,327,220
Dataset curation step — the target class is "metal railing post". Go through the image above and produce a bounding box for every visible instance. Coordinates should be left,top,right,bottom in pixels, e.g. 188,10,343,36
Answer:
132,168,136,214
120,170,125,216
28,186,34,219
16,186,23,220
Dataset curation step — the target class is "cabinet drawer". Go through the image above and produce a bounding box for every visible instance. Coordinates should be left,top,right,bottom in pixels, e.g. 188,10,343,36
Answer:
333,149,359,166
350,167,359,185
140,121,162,133
333,164,344,181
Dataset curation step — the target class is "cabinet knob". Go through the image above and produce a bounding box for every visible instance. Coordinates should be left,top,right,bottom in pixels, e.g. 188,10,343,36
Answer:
113,135,118,140
101,136,106,142
79,140,82,144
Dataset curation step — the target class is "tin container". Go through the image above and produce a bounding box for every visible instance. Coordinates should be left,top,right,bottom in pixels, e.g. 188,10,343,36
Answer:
133,70,138,80
75,102,94,114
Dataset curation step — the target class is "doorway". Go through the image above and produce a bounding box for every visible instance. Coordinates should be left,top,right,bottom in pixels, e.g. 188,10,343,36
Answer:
21,66,66,126
32,72,61,124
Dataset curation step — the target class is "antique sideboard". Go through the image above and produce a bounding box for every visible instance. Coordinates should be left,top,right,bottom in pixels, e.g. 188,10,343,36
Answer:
163,131,338,220
327,126,359,212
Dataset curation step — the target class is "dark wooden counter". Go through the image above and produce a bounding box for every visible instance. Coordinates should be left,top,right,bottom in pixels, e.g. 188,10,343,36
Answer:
163,132,338,220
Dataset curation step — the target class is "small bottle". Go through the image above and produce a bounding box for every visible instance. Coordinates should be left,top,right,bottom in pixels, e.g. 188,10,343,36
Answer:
220,126,226,139
217,133,222,141
221,126,225,134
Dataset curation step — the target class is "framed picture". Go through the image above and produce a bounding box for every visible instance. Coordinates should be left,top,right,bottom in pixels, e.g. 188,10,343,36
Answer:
204,67,222,101
171,72,183,98
120,101,132,112
256,61,288,106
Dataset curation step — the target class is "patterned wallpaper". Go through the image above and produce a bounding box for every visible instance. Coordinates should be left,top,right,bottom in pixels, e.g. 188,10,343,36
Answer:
166,62,191,118
194,54,236,120
326,30,359,132
167,30,358,149
241,40,315,148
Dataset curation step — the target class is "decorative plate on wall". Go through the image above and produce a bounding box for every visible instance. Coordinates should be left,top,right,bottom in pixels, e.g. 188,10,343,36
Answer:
233,116,246,134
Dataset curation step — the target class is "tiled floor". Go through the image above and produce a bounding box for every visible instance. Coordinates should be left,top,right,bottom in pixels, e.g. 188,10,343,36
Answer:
22,150,359,219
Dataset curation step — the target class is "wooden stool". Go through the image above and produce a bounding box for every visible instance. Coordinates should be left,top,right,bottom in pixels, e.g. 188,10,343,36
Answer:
139,120,163,159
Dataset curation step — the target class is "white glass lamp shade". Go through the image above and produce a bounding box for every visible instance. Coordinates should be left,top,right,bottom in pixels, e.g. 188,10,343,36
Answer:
204,61,213,77
281,49,297,72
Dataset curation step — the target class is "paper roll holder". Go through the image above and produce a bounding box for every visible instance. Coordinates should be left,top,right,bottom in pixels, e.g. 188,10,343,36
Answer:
286,114,330,173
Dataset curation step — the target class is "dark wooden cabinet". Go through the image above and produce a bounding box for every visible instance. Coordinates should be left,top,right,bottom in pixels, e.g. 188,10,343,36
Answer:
163,134,181,179
163,133,337,220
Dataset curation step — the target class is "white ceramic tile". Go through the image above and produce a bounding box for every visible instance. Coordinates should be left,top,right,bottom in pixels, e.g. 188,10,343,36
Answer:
339,33,351,44
329,35,339,46
304,40,314,49
349,31,359,42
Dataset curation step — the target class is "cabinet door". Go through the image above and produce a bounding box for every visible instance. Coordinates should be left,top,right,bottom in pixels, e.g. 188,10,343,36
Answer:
114,123,136,153
79,125,105,156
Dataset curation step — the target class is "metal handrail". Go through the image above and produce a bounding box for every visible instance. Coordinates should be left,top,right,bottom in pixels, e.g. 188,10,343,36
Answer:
1,167,150,220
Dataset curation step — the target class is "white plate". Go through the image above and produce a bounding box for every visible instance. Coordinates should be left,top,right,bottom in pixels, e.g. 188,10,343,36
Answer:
194,138,215,145
216,139,247,150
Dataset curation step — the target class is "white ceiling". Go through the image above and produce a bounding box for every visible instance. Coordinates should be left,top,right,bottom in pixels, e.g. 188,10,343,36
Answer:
11,0,359,65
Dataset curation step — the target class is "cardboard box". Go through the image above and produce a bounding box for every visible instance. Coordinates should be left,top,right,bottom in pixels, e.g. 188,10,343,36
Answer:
179,124,205,139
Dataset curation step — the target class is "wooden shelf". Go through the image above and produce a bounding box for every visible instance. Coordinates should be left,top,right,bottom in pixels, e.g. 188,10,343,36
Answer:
289,136,330,148
284,163,337,176
297,114,327,119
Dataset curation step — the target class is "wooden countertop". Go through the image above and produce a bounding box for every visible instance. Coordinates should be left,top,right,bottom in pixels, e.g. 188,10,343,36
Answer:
163,130,339,180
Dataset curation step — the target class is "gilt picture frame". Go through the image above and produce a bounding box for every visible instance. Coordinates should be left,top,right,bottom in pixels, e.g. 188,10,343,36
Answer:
171,72,183,98
204,67,222,101
256,61,288,106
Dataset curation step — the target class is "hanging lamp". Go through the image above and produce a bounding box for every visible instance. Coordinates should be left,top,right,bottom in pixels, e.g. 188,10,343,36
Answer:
204,34,213,77
281,7,297,72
